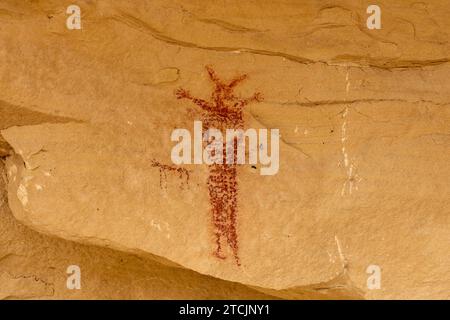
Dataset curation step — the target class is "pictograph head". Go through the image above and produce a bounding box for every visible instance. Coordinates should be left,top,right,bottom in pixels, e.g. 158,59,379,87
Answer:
206,65,248,104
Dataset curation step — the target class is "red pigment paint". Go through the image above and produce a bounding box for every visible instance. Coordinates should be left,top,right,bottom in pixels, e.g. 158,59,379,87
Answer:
151,159,190,190
175,66,262,266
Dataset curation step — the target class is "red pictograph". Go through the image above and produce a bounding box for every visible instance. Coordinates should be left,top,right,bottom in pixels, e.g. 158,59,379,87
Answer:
175,66,262,265
151,159,190,190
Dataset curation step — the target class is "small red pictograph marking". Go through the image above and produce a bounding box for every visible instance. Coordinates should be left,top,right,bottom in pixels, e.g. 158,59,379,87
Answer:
175,66,262,266
151,159,190,190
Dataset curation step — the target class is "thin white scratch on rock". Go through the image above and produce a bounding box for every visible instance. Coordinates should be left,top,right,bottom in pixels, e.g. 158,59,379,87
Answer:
345,70,350,93
340,69,360,196
335,235,348,270
327,250,336,264
164,222,171,239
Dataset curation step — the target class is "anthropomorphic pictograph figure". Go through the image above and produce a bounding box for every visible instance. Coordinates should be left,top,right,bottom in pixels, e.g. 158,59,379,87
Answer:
175,66,262,265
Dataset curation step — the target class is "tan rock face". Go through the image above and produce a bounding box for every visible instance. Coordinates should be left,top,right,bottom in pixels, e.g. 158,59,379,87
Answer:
1,0,449,299
0,164,276,299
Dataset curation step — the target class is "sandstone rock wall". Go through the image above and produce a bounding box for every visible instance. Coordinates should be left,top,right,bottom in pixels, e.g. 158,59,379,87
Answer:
0,0,449,299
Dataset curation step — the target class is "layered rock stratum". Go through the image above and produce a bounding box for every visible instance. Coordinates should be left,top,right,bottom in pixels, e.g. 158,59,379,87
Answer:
0,0,449,299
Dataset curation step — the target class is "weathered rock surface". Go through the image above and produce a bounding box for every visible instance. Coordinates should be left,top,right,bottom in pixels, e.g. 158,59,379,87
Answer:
1,0,449,299
0,165,277,299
